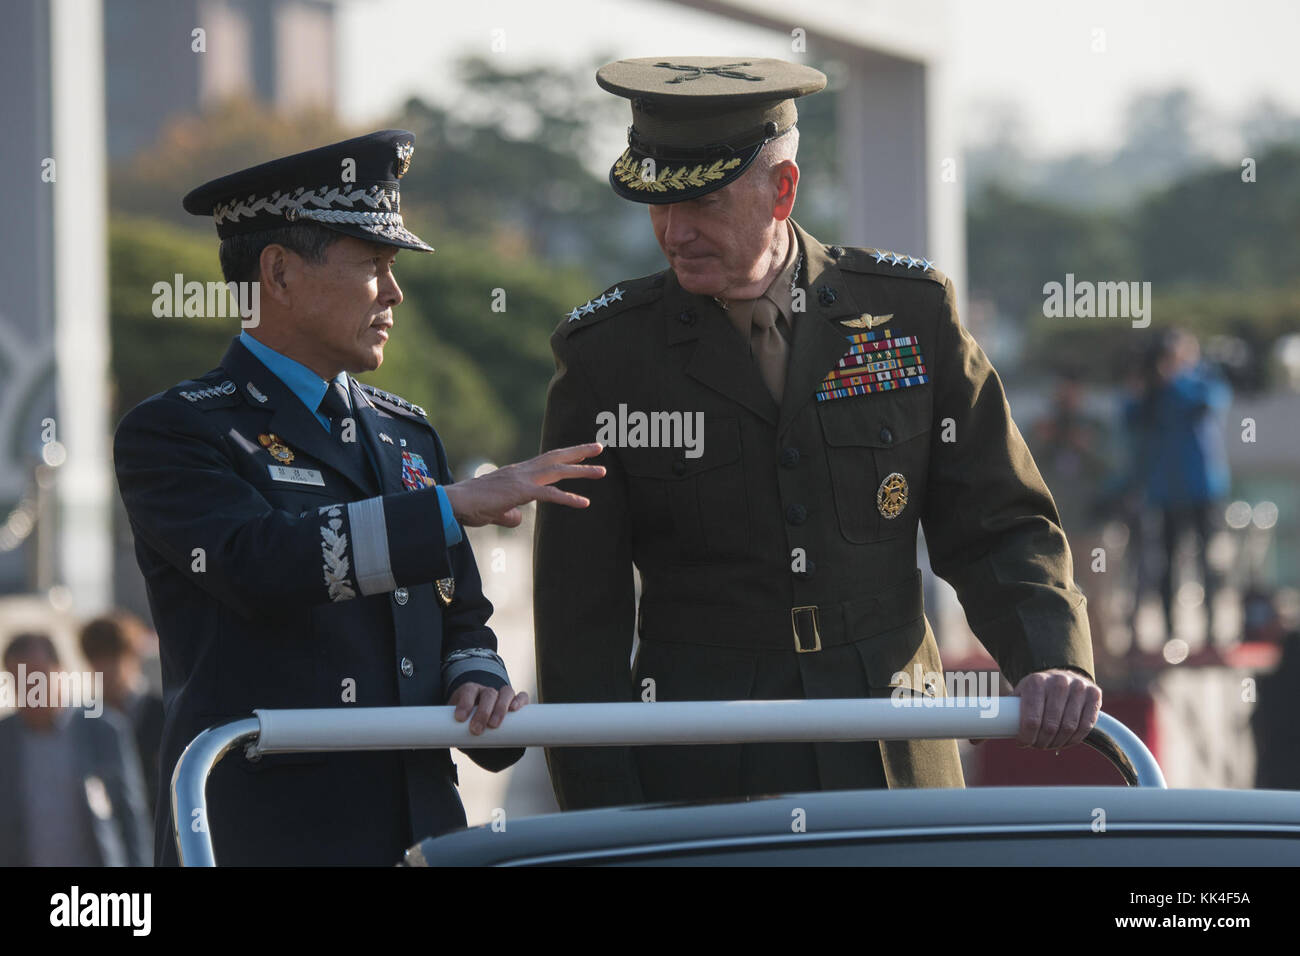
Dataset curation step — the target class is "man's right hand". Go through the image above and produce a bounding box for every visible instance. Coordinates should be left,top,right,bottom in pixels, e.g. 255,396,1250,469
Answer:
443,442,606,528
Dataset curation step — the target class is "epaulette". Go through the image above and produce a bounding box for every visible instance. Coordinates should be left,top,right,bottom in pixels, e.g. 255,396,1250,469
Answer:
169,377,241,409
832,244,947,286
357,382,428,422
557,271,667,338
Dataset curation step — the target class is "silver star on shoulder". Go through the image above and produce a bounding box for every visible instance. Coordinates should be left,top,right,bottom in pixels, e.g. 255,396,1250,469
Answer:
566,306,583,322
888,252,904,266
580,300,597,316
905,256,920,268
871,250,890,264
607,286,624,302
920,258,935,271
594,294,609,309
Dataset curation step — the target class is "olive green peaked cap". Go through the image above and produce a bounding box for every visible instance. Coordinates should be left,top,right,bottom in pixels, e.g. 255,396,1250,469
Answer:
596,57,827,203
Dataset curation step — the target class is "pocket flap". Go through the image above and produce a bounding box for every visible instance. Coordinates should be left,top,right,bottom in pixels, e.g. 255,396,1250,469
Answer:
818,390,932,448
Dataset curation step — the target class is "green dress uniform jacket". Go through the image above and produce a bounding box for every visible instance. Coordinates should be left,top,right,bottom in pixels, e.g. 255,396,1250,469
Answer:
533,221,1094,809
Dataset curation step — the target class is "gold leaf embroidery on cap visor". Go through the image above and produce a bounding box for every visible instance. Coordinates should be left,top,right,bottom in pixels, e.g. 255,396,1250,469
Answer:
612,149,743,193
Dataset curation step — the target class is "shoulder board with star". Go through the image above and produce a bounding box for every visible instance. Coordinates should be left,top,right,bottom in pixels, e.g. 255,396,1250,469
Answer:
831,244,948,286
356,382,431,425
166,374,242,410
557,271,667,338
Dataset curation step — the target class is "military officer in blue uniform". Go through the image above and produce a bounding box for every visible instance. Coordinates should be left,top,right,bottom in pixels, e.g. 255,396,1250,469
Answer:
115,130,604,864
534,59,1102,809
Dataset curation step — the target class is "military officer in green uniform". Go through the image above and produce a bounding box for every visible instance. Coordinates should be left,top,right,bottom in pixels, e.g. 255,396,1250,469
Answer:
533,58,1102,810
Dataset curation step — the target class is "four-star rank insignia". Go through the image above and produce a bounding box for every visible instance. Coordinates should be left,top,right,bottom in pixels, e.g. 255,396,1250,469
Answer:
401,450,436,490
258,433,295,464
877,472,908,519
869,249,935,271
566,287,624,322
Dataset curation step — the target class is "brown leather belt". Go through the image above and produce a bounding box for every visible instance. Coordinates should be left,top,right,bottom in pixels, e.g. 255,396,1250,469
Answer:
637,570,923,654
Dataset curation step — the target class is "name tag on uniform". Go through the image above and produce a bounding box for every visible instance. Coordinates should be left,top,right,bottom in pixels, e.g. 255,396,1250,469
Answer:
268,464,325,486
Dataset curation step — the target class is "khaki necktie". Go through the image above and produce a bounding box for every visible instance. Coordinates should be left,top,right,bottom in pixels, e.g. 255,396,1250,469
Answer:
750,296,789,404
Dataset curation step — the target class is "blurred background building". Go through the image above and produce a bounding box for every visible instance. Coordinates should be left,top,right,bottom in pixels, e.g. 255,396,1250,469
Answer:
3,0,1300,851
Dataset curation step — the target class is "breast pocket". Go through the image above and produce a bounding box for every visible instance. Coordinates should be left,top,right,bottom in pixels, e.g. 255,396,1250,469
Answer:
818,389,932,544
620,416,749,561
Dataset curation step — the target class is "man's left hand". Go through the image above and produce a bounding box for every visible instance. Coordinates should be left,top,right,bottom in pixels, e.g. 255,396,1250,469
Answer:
1012,668,1102,750
450,682,529,735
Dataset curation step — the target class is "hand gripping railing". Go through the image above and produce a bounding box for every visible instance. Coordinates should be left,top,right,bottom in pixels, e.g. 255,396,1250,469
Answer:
171,698,1165,866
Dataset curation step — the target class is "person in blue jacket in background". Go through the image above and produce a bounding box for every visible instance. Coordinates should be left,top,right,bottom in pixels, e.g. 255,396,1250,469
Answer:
1124,329,1232,646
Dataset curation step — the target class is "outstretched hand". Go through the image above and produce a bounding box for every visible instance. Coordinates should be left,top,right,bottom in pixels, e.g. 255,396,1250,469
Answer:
444,442,606,528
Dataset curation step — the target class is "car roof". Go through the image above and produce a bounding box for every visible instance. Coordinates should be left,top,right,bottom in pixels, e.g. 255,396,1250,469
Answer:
410,787,1300,866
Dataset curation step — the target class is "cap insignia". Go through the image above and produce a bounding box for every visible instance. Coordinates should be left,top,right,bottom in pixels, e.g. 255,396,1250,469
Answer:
612,149,742,194
395,142,414,177
652,61,763,83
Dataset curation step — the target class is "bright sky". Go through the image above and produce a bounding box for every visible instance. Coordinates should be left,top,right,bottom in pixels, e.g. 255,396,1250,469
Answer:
338,0,1300,158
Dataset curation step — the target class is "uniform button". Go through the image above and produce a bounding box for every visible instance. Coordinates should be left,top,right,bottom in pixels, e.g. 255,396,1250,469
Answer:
678,310,696,326
818,286,837,306
400,657,414,678
393,587,409,606
828,245,845,259
672,459,687,476
786,503,807,525
780,447,800,468
879,426,894,445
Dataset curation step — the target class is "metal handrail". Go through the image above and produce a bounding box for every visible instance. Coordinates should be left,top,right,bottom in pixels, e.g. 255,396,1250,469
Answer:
171,698,1165,866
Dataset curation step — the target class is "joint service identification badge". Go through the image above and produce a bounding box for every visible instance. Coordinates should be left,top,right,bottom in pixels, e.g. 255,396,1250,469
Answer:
877,472,908,519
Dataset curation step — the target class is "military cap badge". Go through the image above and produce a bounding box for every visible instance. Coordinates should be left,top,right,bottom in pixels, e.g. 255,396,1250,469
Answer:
182,130,434,252
395,141,414,178
595,57,827,203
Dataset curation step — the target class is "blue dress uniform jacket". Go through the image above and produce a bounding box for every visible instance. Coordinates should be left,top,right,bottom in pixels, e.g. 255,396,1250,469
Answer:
534,221,1095,809
114,337,521,865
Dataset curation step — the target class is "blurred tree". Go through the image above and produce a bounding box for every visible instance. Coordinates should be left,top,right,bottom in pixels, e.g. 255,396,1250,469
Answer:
971,142,1300,391
967,181,1133,326
109,218,235,413
1135,144,1300,290
110,98,352,230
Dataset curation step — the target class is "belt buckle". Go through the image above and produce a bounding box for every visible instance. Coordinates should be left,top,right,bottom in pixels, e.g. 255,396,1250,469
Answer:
792,605,822,653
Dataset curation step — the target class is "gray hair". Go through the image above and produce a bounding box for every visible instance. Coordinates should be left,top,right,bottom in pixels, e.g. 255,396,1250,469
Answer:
217,221,342,285
757,125,800,174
